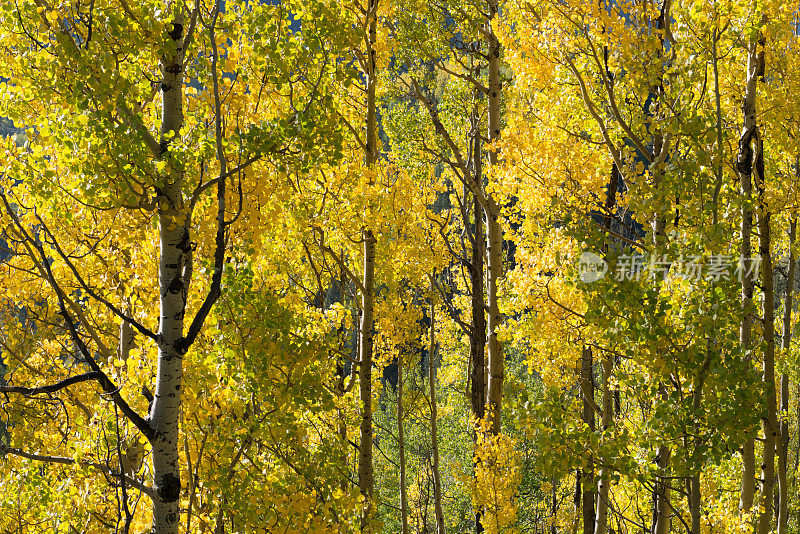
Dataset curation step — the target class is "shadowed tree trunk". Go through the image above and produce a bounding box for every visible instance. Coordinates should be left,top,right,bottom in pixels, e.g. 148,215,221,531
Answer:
736,17,765,519
485,0,504,438
580,346,595,534
595,162,618,534
777,216,795,534
428,301,445,534
358,0,379,529
398,347,409,534
468,84,487,534
755,110,777,534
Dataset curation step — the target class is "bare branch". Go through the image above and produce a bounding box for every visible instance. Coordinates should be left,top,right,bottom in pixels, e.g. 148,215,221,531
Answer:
0,445,155,499
36,217,159,342
0,191,154,441
410,79,499,219
0,372,102,395
313,227,367,295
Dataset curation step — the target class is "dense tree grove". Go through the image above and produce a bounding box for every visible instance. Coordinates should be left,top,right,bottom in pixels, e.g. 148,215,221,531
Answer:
2,0,800,532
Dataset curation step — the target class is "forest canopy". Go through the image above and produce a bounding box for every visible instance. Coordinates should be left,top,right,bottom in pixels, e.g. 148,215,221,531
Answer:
1,0,800,533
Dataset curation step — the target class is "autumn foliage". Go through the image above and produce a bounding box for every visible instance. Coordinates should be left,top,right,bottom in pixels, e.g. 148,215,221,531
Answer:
1,0,800,533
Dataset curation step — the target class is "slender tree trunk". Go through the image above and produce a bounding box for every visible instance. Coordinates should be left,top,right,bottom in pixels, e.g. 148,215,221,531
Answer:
737,23,765,519
755,134,777,534
650,222,671,534
695,48,723,529
551,474,559,534
595,162,618,534
689,473,701,534
337,267,350,493
650,444,671,534
485,215,502,434
572,470,581,534
648,8,672,527
711,20,724,226
740,439,756,516
119,314,134,364
358,1,379,529
777,217,795,534
688,352,713,534
580,346,595,534
150,13,188,534
398,349,409,534
469,112,486,431
358,230,376,531
594,350,612,534
428,302,446,534
469,92,488,534
484,0,504,437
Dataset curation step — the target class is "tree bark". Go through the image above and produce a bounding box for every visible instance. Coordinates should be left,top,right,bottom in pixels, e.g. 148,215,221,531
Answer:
428,302,446,534
580,346,595,534
688,352,713,534
572,470,581,534
650,444,671,534
689,473,701,534
711,20,725,227
358,230,376,531
736,22,765,519
150,12,189,534
595,161,618,534
468,67,488,534
594,350,612,534
777,217,794,534
648,8,672,528
398,348,409,534
484,0,504,437
755,133,777,534
358,0,379,528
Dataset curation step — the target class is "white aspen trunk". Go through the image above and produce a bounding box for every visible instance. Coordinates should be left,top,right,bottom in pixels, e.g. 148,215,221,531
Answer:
650,368,670,534
149,13,189,534
778,216,795,534
118,313,134,363
428,303,445,534
485,214,503,434
649,211,671,534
